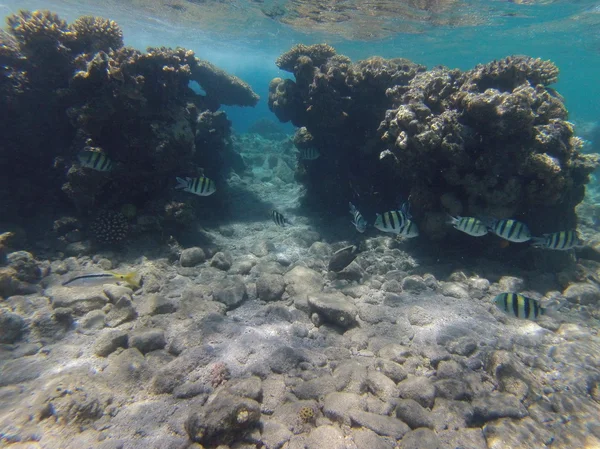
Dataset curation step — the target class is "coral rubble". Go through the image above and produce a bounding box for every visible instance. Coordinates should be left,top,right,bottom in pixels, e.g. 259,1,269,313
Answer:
269,45,599,239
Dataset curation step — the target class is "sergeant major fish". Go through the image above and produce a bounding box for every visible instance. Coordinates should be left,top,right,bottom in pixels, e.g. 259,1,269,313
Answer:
448,216,488,237
374,209,409,234
176,176,216,196
299,147,320,160
271,210,291,227
531,230,581,250
349,202,367,233
397,219,419,238
489,219,531,243
62,272,139,288
77,150,113,172
493,292,545,320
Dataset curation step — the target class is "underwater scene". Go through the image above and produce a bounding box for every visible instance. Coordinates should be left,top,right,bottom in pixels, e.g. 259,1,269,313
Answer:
2,0,600,448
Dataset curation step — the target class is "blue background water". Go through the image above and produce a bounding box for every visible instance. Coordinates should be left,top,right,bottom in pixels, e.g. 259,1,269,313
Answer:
2,1,599,138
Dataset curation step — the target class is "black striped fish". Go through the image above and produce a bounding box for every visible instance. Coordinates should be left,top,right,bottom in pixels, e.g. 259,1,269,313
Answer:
271,210,291,227
176,176,216,196
531,230,581,250
398,219,419,238
299,147,320,160
349,202,367,233
374,209,409,234
494,292,545,320
62,272,139,288
77,150,113,172
448,216,488,237
490,219,531,243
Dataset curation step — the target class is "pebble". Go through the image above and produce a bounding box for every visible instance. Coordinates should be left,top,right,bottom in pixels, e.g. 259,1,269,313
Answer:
305,425,346,449
323,392,366,425
49,289,108,315
128,329,166,354
352,428,395,449
180,247,206,267
307,292,358,329
441,282,469,299
261,419,293,449
349,410,410,439
105,296,137,327
397,428,442,449
185,390,261,446
562,282,600,304
395,398,434,429
212,276,247,310
102,285,133,303
256,274,286,301
7,251,42,283
93,330,128,357
79,309,106,331
0,309,26,343
283,266,324,298
269,346,306,374
401,275,428,293
227,377,263,401
396,376,437,409
210,251,233,271
471,392,528,424
498,276,524,292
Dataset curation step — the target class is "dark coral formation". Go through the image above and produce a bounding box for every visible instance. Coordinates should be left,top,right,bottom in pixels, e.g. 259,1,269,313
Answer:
269,46,599,239
0,10,258,222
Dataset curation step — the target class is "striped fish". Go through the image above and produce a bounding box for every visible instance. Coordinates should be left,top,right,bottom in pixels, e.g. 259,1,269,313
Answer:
493,292,545,320
77,150,113,172
349,202,367,233
374,210,409,234
271,210,291,227
176,176,216,196
448,216,488,237
299,147,320,160
531,230,581,250
398,219,419,238
62,272,139,288
490,219,531,243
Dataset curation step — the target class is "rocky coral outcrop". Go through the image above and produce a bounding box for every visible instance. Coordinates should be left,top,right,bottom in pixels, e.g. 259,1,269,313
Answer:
269,45,599,238
0,10,258,220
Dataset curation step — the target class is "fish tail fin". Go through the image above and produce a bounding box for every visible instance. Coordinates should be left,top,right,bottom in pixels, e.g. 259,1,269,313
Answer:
541,297,567,316
349,202,356,214
530,236,546,247
446,214,458,226
175,177,188,190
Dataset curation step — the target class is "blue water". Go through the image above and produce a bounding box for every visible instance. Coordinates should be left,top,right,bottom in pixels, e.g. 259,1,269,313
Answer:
3,0,600,137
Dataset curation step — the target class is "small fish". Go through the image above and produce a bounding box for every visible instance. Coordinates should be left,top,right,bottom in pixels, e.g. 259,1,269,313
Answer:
398,219,419,238
493,292,545,320
349,202,367,233
374,210,409,234
299,147,320,160
490,219,531,243
176,176,216,196
62,272,139,288
77,150,113,172
271,209,291,227
328,245,359,272
448,216,488,237
531,230,581,250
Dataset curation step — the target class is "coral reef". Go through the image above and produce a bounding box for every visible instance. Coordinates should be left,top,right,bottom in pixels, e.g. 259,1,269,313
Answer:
269,46,599,238
0,10,258,221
